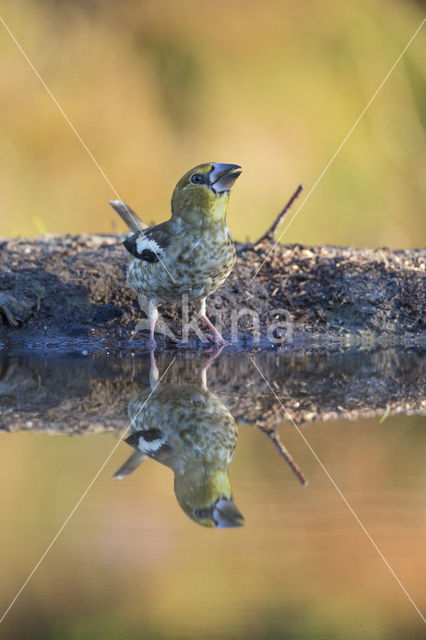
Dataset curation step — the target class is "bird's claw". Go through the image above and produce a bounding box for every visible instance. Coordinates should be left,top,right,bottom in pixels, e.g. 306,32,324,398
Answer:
205,332,229,346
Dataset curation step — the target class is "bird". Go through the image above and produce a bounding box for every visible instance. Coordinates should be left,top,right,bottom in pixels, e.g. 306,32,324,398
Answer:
109,162,241,347
113,350,244,528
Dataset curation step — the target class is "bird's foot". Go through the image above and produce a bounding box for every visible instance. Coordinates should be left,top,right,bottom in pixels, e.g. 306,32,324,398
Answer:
205,332,229,346
129,319,150,341
200,314,228,345
202,343,224,365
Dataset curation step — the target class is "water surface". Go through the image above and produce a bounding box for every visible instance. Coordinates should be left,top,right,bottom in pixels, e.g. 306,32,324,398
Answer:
0,346,425,639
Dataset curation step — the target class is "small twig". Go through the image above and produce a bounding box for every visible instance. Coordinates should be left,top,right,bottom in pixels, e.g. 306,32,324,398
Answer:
254,184,305,246
256,424,308,486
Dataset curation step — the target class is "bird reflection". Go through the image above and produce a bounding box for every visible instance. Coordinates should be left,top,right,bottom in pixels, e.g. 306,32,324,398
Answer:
114,349,244,528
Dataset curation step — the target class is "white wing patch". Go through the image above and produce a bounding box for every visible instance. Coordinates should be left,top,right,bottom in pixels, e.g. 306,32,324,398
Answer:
136,234,163,256
138,434,165,453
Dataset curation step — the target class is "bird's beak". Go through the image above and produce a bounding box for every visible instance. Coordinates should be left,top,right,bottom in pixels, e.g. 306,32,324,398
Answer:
209,163,242,193
213,497,245,528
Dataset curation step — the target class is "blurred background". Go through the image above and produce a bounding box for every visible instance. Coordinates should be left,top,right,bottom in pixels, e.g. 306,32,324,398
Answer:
0,414,425,639
0,0,425,247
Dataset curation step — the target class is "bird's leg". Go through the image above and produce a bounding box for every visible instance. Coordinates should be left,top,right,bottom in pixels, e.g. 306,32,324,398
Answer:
200,344,224,389
130,296,158,348
199,298,228,345
148,299,159,350
149,348,159,390
131,296,176,346
130,295,149,341
138,294,148,311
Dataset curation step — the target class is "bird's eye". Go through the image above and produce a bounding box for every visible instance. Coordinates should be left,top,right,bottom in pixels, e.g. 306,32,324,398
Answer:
191,173,205,184
194,508,211,519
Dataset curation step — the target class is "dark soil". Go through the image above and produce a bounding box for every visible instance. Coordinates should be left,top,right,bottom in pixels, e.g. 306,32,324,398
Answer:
0,233,424,353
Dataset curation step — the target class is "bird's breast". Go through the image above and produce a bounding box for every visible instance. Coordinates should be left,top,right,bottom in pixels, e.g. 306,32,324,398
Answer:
127,226,235,301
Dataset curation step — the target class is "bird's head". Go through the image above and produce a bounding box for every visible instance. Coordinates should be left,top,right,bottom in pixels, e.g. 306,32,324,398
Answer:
171,162,242,227
174,467,244,528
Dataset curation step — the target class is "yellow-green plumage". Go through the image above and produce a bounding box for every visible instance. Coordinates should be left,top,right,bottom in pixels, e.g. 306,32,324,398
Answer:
109,162,241,346
114,380,243,528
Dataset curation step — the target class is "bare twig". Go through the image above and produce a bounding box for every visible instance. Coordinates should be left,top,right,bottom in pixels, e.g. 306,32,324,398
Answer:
254,184,305,246
256,424,308,486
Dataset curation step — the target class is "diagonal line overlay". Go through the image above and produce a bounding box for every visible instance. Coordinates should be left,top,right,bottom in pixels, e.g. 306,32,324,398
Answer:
249,355,426,624
0,14,176,284
0,357,176,625
250,17,425,283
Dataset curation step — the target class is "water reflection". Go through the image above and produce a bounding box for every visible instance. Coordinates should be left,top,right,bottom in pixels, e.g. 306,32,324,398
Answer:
113,350,309,527
1,345,422,530
0,347,425,637
114,351,244,527
1,346,423,435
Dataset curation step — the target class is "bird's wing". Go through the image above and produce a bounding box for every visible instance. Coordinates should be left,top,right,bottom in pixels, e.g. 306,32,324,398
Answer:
125,429,170,462
123,221,172,263
109,199,147,233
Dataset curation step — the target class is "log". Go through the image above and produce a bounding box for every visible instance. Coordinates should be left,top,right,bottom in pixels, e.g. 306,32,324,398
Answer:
0,231,424,353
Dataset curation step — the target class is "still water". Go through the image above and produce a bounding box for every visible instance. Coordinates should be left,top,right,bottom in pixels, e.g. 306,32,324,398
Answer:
0,346,425,639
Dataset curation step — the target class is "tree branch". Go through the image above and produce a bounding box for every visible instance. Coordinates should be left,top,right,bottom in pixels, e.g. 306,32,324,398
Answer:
254,184,305,246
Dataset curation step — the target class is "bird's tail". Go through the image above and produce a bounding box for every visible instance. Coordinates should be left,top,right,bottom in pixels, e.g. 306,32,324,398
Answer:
109,200,147,233
112,450,147,479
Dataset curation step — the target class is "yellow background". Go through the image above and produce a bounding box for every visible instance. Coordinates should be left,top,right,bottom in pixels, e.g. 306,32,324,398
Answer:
0,0,425,247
